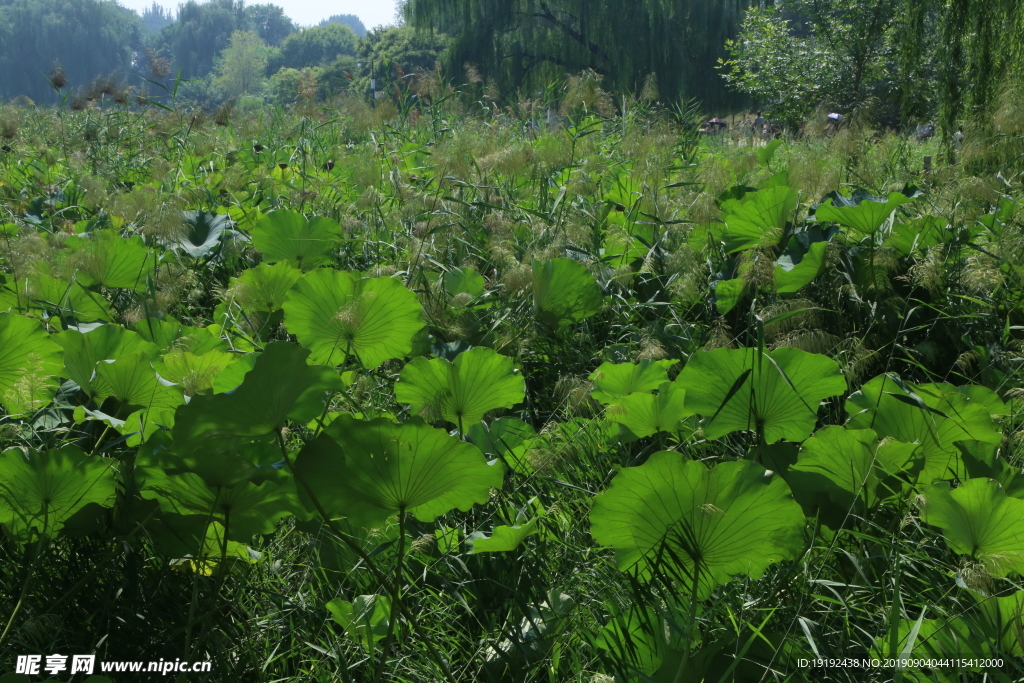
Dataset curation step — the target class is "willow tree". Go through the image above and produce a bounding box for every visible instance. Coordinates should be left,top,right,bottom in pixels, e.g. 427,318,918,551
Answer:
405,0,750,108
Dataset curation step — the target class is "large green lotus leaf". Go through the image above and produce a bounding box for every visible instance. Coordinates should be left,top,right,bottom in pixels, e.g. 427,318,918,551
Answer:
787,427,920,516
677,347,846,443
293,415,504,528
0,313,64,415
283,268,424,369
606,382,691,438
154,348,235,396
26,272,111,321
66,231,153,290
532,258,603,330
52,325,159,400
134,316,229,355
720,186,799,253
774,240,827,294
443,267,486,298
172,342,342,446
251,210,342,270
923,478,1024,578
590,359,678,404
845,375,1002,483
0,446,117,543
885,215,947,256
590,454,805,599
814,191,913,235
211,353,258,393
93,352,184,413
139,469,297,542
467,417,537,473
224,262,302,313
396,346,524,431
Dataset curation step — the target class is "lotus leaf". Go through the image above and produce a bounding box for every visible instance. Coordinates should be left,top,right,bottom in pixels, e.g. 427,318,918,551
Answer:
94,352,184,412
293,415,503,529
52,325,159,400
170,210,230,258
327,594,392,652
677,347,846,443
251,210,342,270
66,231,153,291
605,382,690,438
590,454,805,599
774,240,827,294
24,271,111,320
532,258,603,330
922,478,1024,578
396,346,525,431
846,375,1003,483
154,348,235,396
720,185,799,253
283,268,424,368
224,262,302,313
590,360,678,404
134,316,229,355
0,445,117,543
0,313,64,415
468,417,537,473
787,426,920,516
713,277,745,315
814,190,913,235
172,342,342,448
139,469,297,542
443,267,486,299
467,512,543,553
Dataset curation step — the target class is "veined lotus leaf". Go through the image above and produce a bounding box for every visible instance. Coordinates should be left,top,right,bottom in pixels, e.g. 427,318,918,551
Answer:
677,347,846,443
93,352,184,413
443,267,486,299
224,262,302,313
293,415,504,528
720,185,799,253
884,215,947,256
468,417,537,473
814,190,913,235
713,277,745,315
52,325,160,400
845,375,1003,483
922,478,1024,578
154,348,235,396
590,359,678,404
593,607,669,677
396,346,525,431
0,313,64,415
590,454,805,599
139,469,298,542
283,268,424,369
168,210,230,258
774,240,827,294
66,231,153,291
532,258,603,331
606,382,691,438
0,445,117,543
134,316,229,355
327,594,392,652
26,272,111,321
172,342,342,446
251,210,342,270
787,427,920,516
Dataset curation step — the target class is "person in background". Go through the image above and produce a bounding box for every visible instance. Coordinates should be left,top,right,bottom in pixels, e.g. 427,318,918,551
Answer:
753,111,766,139
953,125,965,149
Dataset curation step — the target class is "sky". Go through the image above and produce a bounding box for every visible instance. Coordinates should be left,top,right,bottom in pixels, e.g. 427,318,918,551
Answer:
118,0,400,30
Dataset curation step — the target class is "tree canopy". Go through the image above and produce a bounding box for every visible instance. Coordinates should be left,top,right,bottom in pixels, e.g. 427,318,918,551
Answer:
0,0,142,102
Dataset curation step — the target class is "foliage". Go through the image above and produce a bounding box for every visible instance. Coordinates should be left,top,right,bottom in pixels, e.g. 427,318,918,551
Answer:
211,30,269,99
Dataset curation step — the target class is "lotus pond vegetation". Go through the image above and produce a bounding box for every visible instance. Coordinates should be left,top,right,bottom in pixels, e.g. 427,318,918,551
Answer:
0,94,1023,682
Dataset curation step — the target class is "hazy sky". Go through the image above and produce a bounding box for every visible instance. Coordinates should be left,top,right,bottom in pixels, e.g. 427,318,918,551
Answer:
118,0,400,29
